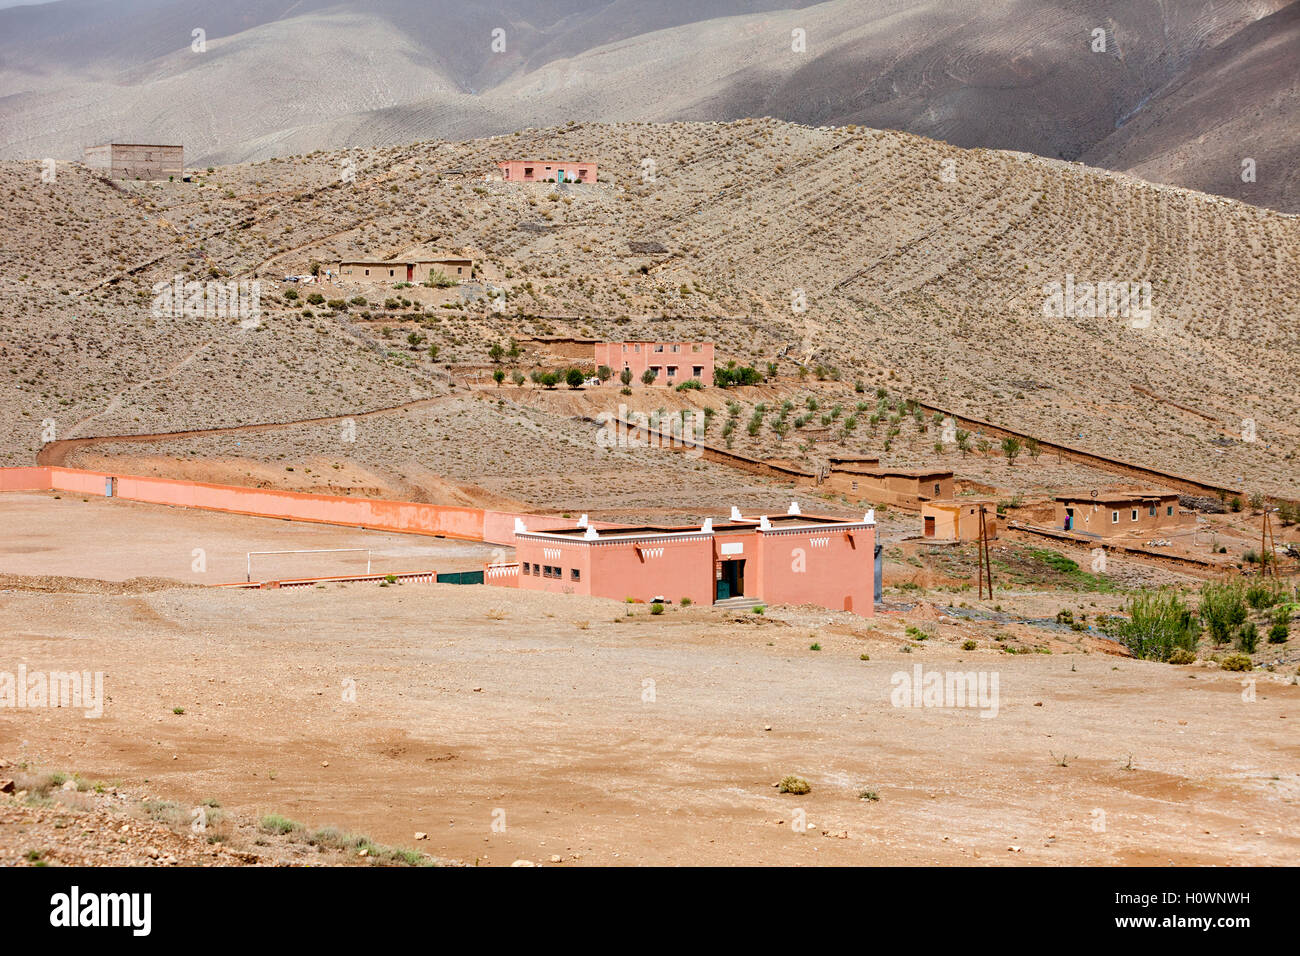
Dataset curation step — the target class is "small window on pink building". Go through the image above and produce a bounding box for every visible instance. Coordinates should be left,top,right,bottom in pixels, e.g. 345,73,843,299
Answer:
570,569,580,581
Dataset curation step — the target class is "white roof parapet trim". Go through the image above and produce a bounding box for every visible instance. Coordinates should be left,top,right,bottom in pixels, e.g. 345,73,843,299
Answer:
578,513,589,528
701,517,713,533
514,517,527,535
865,509,875,525
730,505,743,520
760,521,874,535
758,515,772,531
516,529,713,545
788,501,801,515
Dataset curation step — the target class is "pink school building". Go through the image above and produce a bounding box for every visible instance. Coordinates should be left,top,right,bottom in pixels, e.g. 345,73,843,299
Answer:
507,505,875,614
497,161,597,183
595,341,714,387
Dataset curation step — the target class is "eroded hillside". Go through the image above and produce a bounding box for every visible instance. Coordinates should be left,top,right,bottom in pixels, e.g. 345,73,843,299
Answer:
1,119,1296,499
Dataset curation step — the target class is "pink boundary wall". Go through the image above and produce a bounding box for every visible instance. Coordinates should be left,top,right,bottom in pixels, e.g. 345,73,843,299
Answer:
0,467,606,547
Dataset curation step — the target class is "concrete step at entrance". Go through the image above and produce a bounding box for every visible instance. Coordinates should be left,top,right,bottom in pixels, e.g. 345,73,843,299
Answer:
713,596,764,610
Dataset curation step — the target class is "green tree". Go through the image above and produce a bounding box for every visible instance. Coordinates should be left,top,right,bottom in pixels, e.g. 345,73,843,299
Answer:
1001,436,1022,466
493,368,505,387
620,367,633,387
1236,622,1260,653
566,367,585,389
641,368,657,386
1268,606,1290,644
1199,582,1247,645
1110,590,1200,662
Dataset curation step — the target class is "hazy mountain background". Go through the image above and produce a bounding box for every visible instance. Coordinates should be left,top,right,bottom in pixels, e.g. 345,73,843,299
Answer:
0,0,1295,210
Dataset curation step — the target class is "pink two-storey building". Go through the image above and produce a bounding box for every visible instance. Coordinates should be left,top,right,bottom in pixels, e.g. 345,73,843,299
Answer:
594,341,714,387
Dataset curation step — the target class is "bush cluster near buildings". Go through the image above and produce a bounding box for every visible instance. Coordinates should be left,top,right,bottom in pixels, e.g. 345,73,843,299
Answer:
1103,580,1291,665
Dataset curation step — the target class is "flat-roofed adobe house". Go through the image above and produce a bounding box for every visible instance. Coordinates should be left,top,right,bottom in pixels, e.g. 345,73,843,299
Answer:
1054,490,1188,537
83,143,183,180
594,341,714,386
503,504,875,615
498,161,597,183
822,458,954,508
337,249,472,284
921,499,998,541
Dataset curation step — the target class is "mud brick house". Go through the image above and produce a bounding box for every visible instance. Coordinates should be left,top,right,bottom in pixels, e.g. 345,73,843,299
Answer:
1054,490,1188,538
822,458,954,508
338,250,472,284
921,499,998,541
504,504,875,615
595,342,714,387
497,160,597,183
83,143,183,180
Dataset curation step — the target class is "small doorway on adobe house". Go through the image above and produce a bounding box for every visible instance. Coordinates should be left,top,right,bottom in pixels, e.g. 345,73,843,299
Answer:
406,264,414,282
923,516,935,537
717,559,745,600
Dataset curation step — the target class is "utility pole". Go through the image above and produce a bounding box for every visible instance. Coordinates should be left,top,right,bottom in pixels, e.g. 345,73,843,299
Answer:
977,505,994,600
1261,506,1277,578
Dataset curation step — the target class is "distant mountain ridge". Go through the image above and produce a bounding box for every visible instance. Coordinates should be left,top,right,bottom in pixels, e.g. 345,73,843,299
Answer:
1,0,1295,210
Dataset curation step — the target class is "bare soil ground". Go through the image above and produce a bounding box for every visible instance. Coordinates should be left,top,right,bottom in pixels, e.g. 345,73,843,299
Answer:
2,578,1297,867
0,493,500,585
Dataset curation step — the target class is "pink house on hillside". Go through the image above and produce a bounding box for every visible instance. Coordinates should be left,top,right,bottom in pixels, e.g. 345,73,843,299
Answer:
498,161,597,183
595,341,714,387
503,505,875,615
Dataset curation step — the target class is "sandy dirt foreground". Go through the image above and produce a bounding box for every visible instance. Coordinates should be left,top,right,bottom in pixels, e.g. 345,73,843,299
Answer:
1,579,1297,867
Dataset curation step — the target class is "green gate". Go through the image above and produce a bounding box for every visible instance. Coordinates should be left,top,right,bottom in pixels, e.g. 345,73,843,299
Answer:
436,570,484,585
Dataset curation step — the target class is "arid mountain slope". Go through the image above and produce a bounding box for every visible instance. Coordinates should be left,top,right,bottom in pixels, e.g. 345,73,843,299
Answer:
1,120,1296,498
1083,0,1300,213
0,0,1294,209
